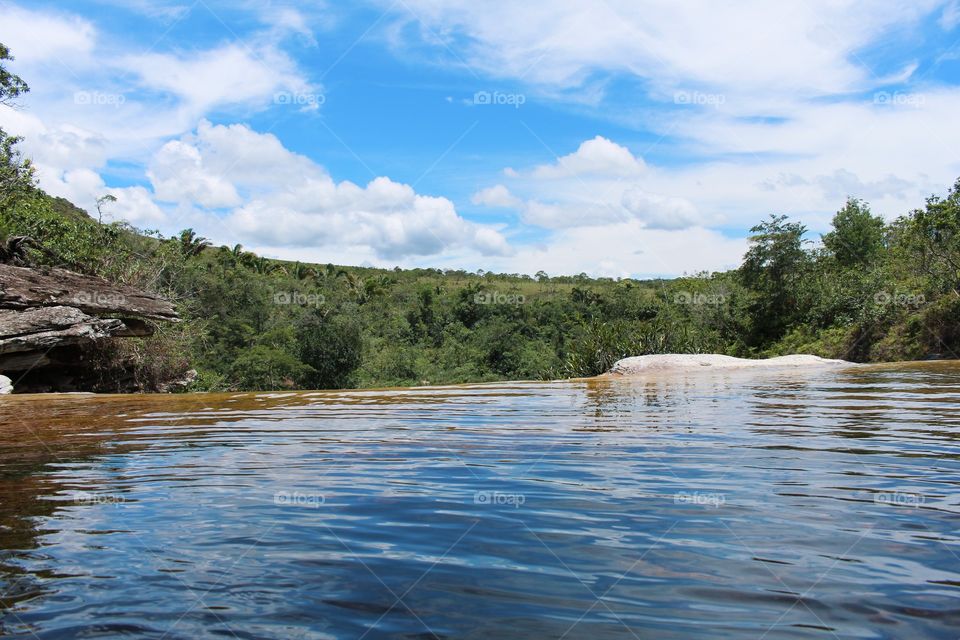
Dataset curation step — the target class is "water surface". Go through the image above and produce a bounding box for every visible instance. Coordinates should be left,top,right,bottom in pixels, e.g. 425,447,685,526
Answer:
2,362,959,638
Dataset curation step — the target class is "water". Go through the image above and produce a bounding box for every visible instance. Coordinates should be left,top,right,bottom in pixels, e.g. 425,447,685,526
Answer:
2,362,959,639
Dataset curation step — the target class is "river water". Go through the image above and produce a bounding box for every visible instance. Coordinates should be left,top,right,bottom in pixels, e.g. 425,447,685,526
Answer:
1,362,959,639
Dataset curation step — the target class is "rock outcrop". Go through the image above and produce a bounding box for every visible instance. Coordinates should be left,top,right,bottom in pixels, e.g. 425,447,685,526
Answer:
607,353,852,376
0,264,180,393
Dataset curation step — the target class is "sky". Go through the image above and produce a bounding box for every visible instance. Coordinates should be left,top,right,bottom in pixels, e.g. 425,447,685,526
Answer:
1,0,959,278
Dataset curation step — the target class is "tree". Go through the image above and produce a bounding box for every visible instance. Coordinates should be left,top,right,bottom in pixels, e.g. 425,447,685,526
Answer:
898,178,960,295
95,194,117,224
0,44,33,214
288,261,316,281
228,345,314,390
176,229,211,257
739,214,811,345
822,198,885,268
296,314,362,389
0,43,28,106
0,130,33,213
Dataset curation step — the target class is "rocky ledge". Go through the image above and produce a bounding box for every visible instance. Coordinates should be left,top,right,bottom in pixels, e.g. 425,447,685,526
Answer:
0,264,182,393
607,353,852,376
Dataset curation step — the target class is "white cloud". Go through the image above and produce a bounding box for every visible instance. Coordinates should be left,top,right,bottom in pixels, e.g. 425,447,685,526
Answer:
471,184,520,207
385,0,943,98
0,4,318,164
528,136,645,179
0,5,96,65
151,121,512,259
120,43,313,114
475,136,706,231
621,188,700,230
383,0,959,237
462,222,747,279
149,139,242,208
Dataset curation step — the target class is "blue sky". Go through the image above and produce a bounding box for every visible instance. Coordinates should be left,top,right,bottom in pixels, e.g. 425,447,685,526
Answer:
1,0,959,277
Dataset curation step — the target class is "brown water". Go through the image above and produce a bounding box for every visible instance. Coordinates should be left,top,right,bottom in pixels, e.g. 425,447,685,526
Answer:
1,362,959,638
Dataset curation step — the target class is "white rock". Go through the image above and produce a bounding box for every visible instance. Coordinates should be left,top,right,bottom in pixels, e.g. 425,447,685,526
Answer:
0,375,13,394
608,354,851,376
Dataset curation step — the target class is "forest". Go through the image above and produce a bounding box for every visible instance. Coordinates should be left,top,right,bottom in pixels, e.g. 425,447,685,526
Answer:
1,181,958,392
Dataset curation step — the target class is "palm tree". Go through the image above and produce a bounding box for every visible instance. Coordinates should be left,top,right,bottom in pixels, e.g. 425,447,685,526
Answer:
337,270,368,303
177,229,211,258
250,256,278,275
289,261,316,281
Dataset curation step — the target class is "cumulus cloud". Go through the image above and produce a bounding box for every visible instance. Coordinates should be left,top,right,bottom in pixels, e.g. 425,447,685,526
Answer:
471,184,520,207
151,121,512,259
621,188,700,230
474,136,705,231
149,139,242,208
528,136,645,179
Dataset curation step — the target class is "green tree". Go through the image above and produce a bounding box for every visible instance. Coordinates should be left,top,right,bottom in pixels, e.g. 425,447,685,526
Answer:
822,198,885,268
296,314,363,389
0,43,33,214
228,345,315,391
0,43,28,105
739,214,811,345
894,179,960,296
176,228,211,258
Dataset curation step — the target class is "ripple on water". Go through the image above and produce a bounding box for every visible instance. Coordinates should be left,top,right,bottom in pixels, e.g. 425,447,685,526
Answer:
1,362,960,639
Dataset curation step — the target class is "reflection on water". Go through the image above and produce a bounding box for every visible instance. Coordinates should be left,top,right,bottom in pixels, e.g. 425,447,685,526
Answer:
1,362,959,638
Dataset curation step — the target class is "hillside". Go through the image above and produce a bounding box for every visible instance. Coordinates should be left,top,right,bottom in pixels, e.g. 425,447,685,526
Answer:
1,181,959,391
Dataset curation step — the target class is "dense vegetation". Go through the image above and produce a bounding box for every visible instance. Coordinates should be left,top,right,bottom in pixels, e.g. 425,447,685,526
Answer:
1,44,958,391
